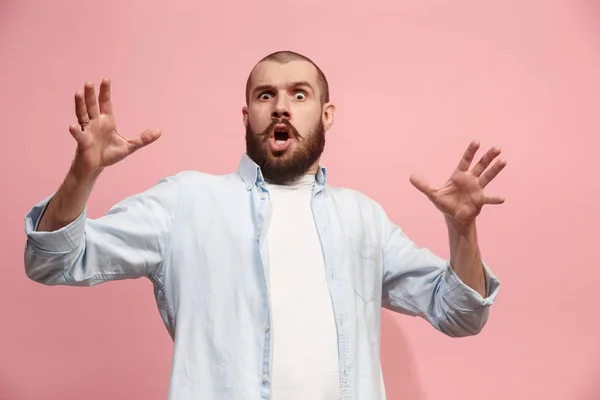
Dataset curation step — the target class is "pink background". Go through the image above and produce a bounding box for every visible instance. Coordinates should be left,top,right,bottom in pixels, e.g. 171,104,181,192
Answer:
1,0,599,399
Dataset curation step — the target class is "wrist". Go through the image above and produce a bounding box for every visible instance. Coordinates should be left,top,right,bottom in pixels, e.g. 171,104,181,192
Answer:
445,215,477,235
69,156,103,185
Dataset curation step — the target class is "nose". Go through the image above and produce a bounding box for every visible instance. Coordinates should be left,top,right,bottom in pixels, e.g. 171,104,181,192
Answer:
272,97,291,121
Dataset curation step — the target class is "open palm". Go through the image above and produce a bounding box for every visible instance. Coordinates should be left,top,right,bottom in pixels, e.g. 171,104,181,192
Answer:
68,78,161,175
410,141,507,230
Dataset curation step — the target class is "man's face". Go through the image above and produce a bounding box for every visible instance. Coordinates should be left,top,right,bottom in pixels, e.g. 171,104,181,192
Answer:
243,60,335,184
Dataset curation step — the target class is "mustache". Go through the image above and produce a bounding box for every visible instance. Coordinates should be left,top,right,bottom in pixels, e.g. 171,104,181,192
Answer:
255,119,300,139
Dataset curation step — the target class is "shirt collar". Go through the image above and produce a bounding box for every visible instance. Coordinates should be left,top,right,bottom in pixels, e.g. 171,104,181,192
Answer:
237,153,327,190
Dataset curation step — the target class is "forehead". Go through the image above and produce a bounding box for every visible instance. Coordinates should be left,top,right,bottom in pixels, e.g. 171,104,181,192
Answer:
249,60,319,90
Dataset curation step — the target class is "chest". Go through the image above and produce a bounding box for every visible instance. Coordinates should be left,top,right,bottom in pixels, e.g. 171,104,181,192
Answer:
167,191,382,310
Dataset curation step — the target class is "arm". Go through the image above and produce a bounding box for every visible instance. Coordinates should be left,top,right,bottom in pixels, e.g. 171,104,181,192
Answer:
25,78,165,285
446,217,486,297
36,160,100,233
408,140,506,297
381,216,499,337
25,174,181,286
382,140,506,337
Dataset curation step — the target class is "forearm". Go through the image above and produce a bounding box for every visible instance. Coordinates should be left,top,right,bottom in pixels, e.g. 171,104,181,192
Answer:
37,159,101,232
445,216,486,298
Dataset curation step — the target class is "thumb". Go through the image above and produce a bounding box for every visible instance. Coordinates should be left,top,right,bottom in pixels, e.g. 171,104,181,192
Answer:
409,174,434,198
68,124,86,144
127,128,162,153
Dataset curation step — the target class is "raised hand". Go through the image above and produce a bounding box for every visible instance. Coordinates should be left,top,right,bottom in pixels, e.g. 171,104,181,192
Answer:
409,140,507,232
68,78,161,177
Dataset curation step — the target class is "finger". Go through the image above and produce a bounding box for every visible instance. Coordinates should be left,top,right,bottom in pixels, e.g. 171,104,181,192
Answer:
127,128,162,153
68,124,86,144
84,81,100,119
471,145,501,177
98,78,113,115
409,174,435,198
479,158,507,188
456,140,480,172
74,91,89,126
483,194,505,205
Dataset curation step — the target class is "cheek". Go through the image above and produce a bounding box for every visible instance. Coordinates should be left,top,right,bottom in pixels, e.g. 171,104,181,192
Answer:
248,107,272,128
293,108,321,130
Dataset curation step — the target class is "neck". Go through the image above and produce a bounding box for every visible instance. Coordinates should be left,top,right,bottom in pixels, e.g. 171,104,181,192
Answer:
262,159,321,187
306,159,320,175
266,173,315,189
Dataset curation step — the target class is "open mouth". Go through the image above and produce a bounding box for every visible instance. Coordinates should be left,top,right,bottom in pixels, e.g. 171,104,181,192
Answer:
274,130,290,144
272,124,292,144
268,124,294,152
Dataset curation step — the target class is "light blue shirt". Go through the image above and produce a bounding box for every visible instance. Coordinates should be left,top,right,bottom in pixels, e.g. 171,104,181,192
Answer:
24,153,500,400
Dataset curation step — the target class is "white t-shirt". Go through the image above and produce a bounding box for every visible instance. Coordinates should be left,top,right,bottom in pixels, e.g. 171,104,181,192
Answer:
265,174,340,400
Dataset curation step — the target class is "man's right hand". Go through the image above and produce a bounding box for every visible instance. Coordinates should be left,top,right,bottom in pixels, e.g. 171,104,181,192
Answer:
35,79,162,232
69,78,161,178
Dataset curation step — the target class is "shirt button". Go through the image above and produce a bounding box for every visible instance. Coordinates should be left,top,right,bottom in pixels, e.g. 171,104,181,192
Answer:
262,374,269,383
264,324,270,332
260,193,267,200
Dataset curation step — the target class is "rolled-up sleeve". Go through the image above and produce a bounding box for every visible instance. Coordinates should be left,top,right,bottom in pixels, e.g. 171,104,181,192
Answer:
26,195,87,253
380,212,500,338
24,174,181,286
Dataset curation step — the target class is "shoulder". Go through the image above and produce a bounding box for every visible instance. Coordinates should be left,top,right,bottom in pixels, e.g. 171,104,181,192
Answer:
155,170,246,197
159,170,242,186
325,184,383,208
323,184,394,247
324,184,388,220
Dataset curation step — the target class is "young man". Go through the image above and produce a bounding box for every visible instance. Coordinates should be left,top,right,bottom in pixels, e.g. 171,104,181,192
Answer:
24,51,505,400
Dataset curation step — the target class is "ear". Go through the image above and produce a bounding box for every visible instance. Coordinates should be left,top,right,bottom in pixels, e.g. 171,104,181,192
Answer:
242,106,249,128
322,102,336,132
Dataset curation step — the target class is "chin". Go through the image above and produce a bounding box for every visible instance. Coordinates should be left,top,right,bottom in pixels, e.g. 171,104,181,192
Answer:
270,146,296,158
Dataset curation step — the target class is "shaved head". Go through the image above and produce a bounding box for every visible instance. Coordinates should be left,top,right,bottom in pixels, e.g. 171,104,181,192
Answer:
245,50,330,105
242,50,336,184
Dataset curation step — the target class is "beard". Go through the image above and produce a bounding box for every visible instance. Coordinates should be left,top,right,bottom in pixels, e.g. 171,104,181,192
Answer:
245,118,325,185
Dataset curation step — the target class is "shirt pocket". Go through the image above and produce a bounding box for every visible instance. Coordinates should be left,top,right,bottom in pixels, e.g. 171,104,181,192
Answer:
350,239,378,303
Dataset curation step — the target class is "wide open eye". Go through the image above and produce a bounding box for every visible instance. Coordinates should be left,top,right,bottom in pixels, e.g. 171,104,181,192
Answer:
258,92,273,100
294,91,306,100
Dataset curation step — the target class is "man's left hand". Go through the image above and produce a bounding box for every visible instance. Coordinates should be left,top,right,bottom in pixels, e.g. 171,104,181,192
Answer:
409,140,507,233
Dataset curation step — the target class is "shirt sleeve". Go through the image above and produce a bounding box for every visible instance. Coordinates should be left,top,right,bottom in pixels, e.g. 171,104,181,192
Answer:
23,174,182,287
380,213,500,337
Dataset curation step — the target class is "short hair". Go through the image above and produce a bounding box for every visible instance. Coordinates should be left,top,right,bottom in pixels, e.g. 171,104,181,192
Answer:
245,50,330,105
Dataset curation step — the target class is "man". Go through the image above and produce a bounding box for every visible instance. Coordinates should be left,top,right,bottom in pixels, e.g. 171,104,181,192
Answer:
24,50,505,400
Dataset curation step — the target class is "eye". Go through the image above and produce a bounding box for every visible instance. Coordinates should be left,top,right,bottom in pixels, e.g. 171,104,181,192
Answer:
258,92,274,100
294,91,307,100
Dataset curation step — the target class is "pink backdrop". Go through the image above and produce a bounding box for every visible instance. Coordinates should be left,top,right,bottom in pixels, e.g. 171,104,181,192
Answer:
1,0,599,399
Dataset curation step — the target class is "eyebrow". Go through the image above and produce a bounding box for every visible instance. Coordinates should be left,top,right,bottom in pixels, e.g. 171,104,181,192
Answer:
253,81,314,96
